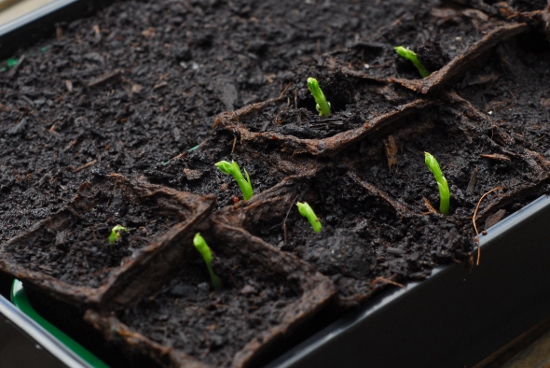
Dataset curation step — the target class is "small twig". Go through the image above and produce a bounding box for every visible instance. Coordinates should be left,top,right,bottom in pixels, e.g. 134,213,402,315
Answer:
282,195,299,246
107,176,120,208
228,270,239,289
423,197,438,214
279,82,291,99
231,135,237,155
369,276,405,288
472,186,505,265
171,152,186,161
72,159,97,173
87,69,121,87
347,171,413,216
7,55,25,79
502,89,518,111
480,153,511,162
466,166,479,195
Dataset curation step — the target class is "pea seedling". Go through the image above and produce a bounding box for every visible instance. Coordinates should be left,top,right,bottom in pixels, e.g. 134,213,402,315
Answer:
394,46,430,78
424,152,450,215
108,225,128,245
297,202,322,233
193,233,223,290
307,77,331,117
215,160,253,200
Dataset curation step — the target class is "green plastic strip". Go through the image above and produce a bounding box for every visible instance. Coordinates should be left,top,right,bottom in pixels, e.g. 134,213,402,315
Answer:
162,144,201,165
7,58,18,68
11,280,109,368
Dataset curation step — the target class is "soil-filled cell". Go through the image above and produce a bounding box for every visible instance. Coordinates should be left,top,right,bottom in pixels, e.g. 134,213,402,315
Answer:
0,174,215,304
86,221,334,368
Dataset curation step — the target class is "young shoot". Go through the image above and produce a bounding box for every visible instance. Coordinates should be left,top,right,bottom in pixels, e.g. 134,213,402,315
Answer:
193,233,223,290
108,225,128,245
307,77,331,117
394,46,430,78
424,152,450,215
297,202,322,233
215,160,253,200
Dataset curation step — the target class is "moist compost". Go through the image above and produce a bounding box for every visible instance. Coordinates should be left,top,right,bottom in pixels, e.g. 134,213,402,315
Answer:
117,247,302,368
2,0,550,366
2,175,184,288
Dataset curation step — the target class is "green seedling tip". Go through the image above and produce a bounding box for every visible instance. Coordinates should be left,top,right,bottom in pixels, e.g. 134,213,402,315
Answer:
297,202,322,233
307,77,331,117
394,46,430,78
215,160,253,200
7,59,18,68
108,225,128,245
424,152,450,215
193,233,223,290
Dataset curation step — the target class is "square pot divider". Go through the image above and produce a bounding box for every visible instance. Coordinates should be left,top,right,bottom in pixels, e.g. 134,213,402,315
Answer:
84,213,335,368
218,174,420,310
0,173,215,306
212,78,425,158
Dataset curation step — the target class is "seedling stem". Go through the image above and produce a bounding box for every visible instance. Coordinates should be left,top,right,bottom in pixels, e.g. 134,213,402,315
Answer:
424,152,450,215
395,46,430,78
108,225,128,245
215,160,253,200
297,202,322,233
307,77,331,117
193,233,223,290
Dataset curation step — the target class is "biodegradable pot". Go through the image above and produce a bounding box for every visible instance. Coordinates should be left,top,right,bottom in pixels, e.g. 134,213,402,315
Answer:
85,215,335,368
0,174,215,306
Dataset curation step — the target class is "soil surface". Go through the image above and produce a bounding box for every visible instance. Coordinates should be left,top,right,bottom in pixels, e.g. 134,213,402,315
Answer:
2,175,185,288
2,0,550,366
117,242,302,368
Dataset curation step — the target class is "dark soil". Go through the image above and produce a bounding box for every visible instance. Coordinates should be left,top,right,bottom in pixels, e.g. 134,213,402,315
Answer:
2,0,550,366
117,242,302,368
2,175,184,288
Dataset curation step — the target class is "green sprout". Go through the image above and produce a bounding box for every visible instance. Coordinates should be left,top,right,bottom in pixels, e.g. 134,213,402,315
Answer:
297,202,322,233
395,46,430,78
215,160,253,201
424,152,450,215
108,225,128,245
307,77,331,117
193,233,223,290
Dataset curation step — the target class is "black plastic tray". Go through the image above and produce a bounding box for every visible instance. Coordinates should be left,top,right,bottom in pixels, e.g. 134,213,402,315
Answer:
3,2,550,366
267,194,550,368
0,0,113,60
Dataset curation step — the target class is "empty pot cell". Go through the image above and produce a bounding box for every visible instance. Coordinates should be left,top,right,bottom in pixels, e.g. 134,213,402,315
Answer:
0,174,214,304
85,222,334,368
456,32,550,170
